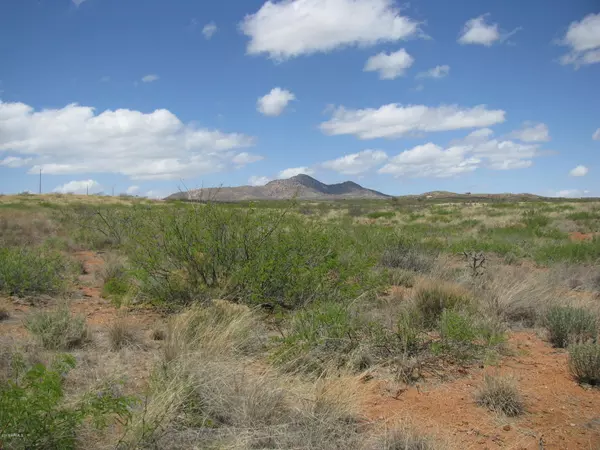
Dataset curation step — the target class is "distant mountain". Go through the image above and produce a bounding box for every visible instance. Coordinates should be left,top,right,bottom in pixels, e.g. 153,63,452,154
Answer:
166,174,390,201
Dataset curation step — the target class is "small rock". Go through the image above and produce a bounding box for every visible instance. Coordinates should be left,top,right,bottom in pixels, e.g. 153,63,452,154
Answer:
503,425,511,432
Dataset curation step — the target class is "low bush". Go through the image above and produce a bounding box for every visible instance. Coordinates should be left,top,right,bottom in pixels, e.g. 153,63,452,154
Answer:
24,307,90,350
380,243,435,273
0,354,133,450
99,253,130,299
414,281,472,328
0,247,69,296
545,306,597,348
367,211,396,220
568,343,600,385
107,319,142,351
373,425,441,450
475,374,524,416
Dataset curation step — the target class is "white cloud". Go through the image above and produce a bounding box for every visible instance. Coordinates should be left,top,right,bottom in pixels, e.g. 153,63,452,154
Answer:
378,128,545,178
416,65,450,79
141,74,159,83
240,0,420,60
202,22,218,39
458,14,500,46
0,100,258,180
569,165,589,177
320,103,505,139
552,189,585,198
126,185,140,195
508,122,550,142
72,0,87,6
54,180,101,194
558,13,600,67
321,150,388,175
379,143,480,178
364,49,414,79
0,156,32,168
144,190,167,200
233,152,264,165
248,176,271,186
257,88,296,116
593,128,600,141
278,167,314,178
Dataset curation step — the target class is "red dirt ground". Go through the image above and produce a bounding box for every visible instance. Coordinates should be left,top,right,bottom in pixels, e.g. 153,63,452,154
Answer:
569,232,595,242
365,332,600,449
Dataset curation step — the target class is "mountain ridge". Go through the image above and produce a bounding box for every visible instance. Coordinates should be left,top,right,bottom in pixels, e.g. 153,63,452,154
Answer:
166,174,390,201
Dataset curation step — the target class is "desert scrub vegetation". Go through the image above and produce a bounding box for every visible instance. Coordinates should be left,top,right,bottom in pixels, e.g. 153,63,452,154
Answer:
475,374,524,416
0,247,71,296
98,253,131,300
107,318,143,351
568,343,600,385
413,281,473,329
0,353,133,450
544,306,597,348
24,307,90,350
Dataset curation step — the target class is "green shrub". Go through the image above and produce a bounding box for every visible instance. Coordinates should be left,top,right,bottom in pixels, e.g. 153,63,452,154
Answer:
99,254,130,299
568,343,600,385
476,374,524,416
380,243,435,273
521,210,551,228
0,354,133,450
414,282,472,328
0,247,69,296
535,239,600,264
24,307,90,350
545,306,597,348
367,211,395,220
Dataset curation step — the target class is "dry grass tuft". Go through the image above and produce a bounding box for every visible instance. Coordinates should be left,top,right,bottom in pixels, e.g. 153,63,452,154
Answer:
568,343,600,386
370,423,443,450
413,280,472,328
24,306,90,350
476,374,524,416
107,318,143,351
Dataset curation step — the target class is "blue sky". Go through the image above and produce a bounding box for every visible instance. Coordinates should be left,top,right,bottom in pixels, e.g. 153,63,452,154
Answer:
0,0,599,198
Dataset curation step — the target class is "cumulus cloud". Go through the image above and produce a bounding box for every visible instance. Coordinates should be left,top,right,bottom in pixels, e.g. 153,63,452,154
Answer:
378,128,546,178
593,128,600,141
558,13,600,67
54,180,101,194
458,14,500,46
233,152,264,166
126,185,140,195
0,156,32,168
364,49,414,79
379,143,480,178
321,150,388,175
552,189,588,198
320,103,505,139
508,122,550,142
141,74,159,83
278,167,314,178
569,165,589,177
248,176,271,186
240,0,420,60
0,100,258,180
202,22,218,39
257,88,296,116
416,65,450,79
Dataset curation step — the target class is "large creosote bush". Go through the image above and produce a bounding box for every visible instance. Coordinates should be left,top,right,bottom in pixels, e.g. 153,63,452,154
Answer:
0,247,69,297
124,203,375,308
545,306,597,348
0,354,133,450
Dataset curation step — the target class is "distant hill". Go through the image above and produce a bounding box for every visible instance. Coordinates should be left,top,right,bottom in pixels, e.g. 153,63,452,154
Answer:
166,174,391,201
